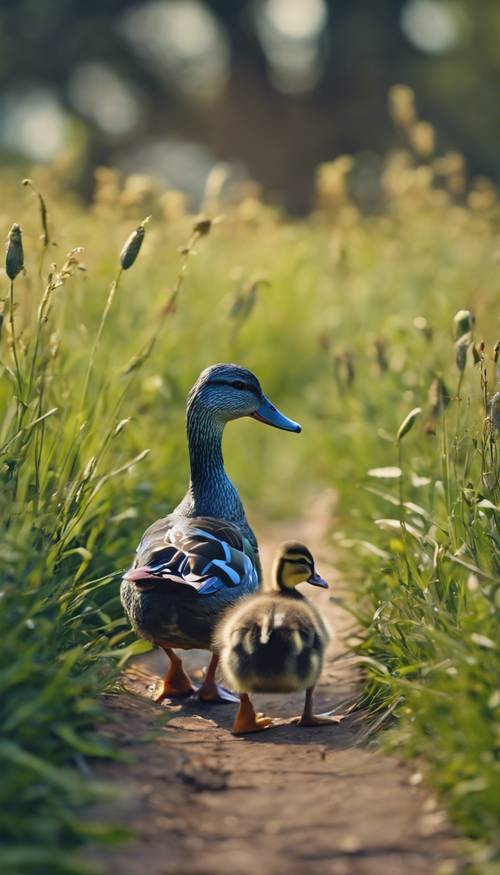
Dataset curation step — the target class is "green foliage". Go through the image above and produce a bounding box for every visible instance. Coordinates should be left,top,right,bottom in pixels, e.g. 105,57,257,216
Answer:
0,127,499,871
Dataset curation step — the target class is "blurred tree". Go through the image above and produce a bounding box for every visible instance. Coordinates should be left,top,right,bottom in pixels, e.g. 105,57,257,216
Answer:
0,0,498,211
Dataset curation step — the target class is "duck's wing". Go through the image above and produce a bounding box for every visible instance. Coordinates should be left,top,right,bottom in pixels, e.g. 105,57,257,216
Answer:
123,516,258,596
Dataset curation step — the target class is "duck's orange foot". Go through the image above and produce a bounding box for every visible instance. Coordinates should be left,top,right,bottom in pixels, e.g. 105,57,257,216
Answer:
198,680,239,704
291,713,345,727
231,694,276,735
153,681,195,703
153,661,196,702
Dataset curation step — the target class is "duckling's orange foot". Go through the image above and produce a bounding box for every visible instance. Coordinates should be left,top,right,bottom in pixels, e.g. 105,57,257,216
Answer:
291,713,345,727
198,680,239,703
231,694,275,734
232,711,275,735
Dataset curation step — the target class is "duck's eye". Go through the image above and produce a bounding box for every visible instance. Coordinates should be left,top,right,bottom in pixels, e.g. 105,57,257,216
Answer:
232,380,247,391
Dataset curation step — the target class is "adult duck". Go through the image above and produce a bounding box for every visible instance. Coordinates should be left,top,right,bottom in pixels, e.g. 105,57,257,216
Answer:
121,363,301,703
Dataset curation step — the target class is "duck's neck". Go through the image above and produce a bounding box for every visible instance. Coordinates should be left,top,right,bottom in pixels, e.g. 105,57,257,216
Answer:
271,561,304,599
183,405,244,522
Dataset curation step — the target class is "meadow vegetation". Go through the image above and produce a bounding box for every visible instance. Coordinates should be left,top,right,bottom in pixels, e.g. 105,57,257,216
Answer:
0,89,498,872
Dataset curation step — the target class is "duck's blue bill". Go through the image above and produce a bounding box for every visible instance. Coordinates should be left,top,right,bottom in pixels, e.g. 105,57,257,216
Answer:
251,395,301,433
307,570,329,588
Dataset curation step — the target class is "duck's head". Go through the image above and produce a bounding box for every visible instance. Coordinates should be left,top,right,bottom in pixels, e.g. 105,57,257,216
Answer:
273,541,328,591
187,363,301,433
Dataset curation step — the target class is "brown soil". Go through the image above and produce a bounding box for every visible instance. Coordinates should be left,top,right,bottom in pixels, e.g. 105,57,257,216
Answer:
86,493,463,875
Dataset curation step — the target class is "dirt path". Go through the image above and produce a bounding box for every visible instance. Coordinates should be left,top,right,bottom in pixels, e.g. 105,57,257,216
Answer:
87,493,463,875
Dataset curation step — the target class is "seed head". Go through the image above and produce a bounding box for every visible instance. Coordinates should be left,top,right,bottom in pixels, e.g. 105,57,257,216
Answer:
23,178,50,247
119,216,150,270
193,216,212,237
428,378,450,417
396,407,422,443
493,340,500,363
413,315,432,341
455,337,469,372
5,223,24,280
472,344,482,365
453,309,474,340
374,339,388,373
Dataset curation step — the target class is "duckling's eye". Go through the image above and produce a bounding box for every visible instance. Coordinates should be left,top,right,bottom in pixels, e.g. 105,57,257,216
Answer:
232,380,247,391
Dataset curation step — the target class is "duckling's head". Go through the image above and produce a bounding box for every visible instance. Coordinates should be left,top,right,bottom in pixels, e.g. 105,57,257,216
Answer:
273,541,328,591
188,364,301,432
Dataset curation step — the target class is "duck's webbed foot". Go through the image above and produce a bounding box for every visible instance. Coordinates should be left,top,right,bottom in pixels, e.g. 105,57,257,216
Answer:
291,687,345,727
291,713,344,727
197,653,239,703
154,647,195,702
198,681,240,703
232,694,275,735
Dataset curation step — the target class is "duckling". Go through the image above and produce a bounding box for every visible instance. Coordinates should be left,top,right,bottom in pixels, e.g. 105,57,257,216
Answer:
215,541,341,733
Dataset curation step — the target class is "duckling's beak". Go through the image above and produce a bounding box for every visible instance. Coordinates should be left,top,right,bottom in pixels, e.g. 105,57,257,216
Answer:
307,570,329,588
251,395,301,433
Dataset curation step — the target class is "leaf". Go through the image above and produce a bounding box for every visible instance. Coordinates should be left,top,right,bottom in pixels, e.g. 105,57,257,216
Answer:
62,546,93,562
368,466,402,478
374,518,429,544
354,655,390,674
396,407,422,442
0,741,82,793
410,473,432,488
55,725,117,758
404,501,428,517
470,633,496,650
365,486,400,505
477,499,499,512
446,553,498,582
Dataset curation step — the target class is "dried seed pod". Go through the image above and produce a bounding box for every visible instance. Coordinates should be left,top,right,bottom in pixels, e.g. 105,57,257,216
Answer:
472,344,482,365
344,350,355,385
453,309,474,339
317,331,330,352
413,315,433,341
491,392,500,431
23,178,50,247
428,377,451,417
334,349,355,389
193,216,212,236
119,216,150,270
397,407,422,442
5,223,24,280
113,418,131,437
49,332,60,359
374,339,388,373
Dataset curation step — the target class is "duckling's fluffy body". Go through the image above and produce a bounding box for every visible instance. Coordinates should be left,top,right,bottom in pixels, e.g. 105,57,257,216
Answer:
215,590,331,694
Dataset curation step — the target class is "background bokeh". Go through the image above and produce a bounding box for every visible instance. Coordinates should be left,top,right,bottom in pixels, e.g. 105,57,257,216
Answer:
1,0,499,212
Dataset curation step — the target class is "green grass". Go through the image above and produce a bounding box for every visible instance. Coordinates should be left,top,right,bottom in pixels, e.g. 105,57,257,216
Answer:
0,108,499,872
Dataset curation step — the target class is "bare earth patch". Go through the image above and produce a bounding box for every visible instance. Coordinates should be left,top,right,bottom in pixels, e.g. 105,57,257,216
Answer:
85,493,463,875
